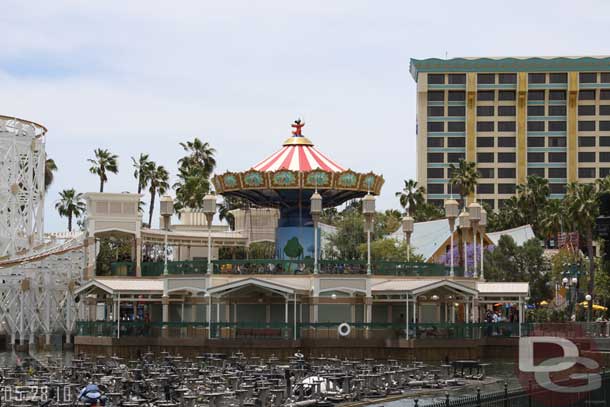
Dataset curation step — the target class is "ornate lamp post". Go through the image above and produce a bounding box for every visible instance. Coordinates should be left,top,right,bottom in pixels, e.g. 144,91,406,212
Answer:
458,211,470,277
585,294,592,322
468,202,481,278
159,195,174,276
444,199,459,277
402,215,414,263
203,194,217,275
479,207,487,280
362,193,376,275
310,191,322,274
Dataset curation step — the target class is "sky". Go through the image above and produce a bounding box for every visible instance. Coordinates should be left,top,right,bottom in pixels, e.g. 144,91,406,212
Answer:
1,0,609,232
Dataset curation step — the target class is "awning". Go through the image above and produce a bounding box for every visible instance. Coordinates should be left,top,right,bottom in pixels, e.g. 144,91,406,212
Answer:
75,278,164,296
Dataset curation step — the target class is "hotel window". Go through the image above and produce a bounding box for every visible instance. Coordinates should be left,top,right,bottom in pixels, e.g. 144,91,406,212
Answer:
528,90,545,101
579,152,596,162
600,121,610,131
498,199,508,208
600,105,610,115
477,152,494,163
579,90,595,100
428,122,444,132
427,184,445,194
601,168,610,178
549,73,568,83
549,90,566,101
477,91,494,101
447,137,465,147
428,74,445,84
498,106,516,116
428,106,444,116
600,90,610,100
600,152,610,162
448,91,465,101
477,74,495,84
428,153,444,163
548,105,566,116
579,168,596,178
448,106,465,116
477,137,494,147
498,168,516,178
477,184,495,194
600,136,610,146
548,121,566,131
527,152,544,162
427,138,444,147
578,121,596,131
427,167,444,178
527,137,545,147
548,152,566,162
579,72,597,83
478,168,495,178
428,91,444,102
448,152,465,162
448,74,466,84
579,136,596,147
499,90,516,101
527,121,545,131
498,152,516,163
528,105,545,116
481,199,495,209
477,106,494,116
447,122,465,132
528,168,545,177
528,73,546,84
498,121,516,132
579,105,596,115
477,121,494,132
601,73,610,83
499,73,517,84
548,137,566,147
550,184,566,194
498,184,516,194
498,137,516,147
548,168,566,178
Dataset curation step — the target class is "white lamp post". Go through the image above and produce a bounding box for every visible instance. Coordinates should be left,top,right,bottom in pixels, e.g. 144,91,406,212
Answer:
479,208,487,280
444,199,459,277
585,294,592,322
362,193,376,275
458,211,470,277
402,215,414,263
468,202,481,278
159,195,174,276
310,191,322,274
202,194,217,275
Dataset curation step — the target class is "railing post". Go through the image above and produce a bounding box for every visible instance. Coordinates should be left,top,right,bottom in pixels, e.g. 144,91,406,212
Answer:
476,387,481,407
528,380,532,407
445,391,450,407
503,382,508,407
414,399,418,407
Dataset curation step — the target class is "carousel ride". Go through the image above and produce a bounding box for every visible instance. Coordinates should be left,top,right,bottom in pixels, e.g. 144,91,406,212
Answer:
213,120,383,261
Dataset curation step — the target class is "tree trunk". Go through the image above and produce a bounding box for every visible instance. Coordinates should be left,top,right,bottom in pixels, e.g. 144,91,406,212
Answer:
68,212,72,232
100,175,104,193
587,226,595,317
148,189,157,227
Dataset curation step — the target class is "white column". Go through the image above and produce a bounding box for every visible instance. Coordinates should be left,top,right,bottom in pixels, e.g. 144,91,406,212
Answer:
518,297,523,337
293,295,297,340
207,294,212,339
405,293,409,340
285,297,289,324
473,228,478,278
480,233,484,280
463,237,468,277
117,293,121,339
450,230,454,277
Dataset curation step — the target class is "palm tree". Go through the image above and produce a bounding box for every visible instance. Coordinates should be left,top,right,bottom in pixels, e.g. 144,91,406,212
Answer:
395,179,426,216
178,138,217,176
516,175,550,235
596,175,610,193
55,189,86,231
147,163,170,227
88,148,119,192
132,153,154,194
44,158,58,191
541,199,565,244
449,160,479,207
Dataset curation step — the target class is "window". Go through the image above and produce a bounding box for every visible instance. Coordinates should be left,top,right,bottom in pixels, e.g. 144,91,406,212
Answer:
428,106,444,117
527,137,545,147
549,73,567,83
548,168,566,178
428,122,444,132
477,121,494,132
448,152,465,162
549,105,567,116
528,90,545,101
477,184,494,194
579,105,596,115
579,168,596,178
427,138,444,147
579,90,596,100
579,72,597,83
580,136,596,147
499,73,517,84
498,199,508,208
600,90,610,100
498,106,516,116
427,167,444,178
549,90,566,100
477,106,494,116
528,73,546,84
448,74,466,84
601,152,610,162
478,168,495,178
448,91,465,101
428,91,444,102
498,168,516,178
600,121,610,131
427,184,444,194
548,121,567,131
602,73,610,83
601,106,610,115
477,152,494,163
477,74,495,84
498,121,516,132
477,91,494,101
499,90,516,101
528,152,544,162
447,137,465,147
477,137,494,147
447,122,465,132
428,74,445,84
498,137,516,147
498,184,516,194
550,184,566,194
548,152,566,162
428,153,444,163
528,168,545,177
481,199,495,209
448,106,465,116
528,121,545,131
528,105,545,116
579,152,596,162
548,137,566,147
498,152,516,162
578,121,596,131
601,168,610,178
600,136,610,146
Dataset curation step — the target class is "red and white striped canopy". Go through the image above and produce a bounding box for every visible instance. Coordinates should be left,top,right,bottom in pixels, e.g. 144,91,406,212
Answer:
252,138,346,172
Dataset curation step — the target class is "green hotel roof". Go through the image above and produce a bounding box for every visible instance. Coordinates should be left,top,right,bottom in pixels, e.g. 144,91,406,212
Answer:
410,56,610,81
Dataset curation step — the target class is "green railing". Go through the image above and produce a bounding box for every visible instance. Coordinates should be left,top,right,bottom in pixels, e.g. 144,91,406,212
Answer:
141,260,208,276
109,262,136,277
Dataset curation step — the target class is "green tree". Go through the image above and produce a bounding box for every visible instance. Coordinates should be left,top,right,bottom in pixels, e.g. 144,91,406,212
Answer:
395,179,425,215
132,153,154,194
412,202,444,222
516,175,550,236
173,138,217,212
44,157,57,191
358,238,424,262
55,189,86,231
147,163,170,227
449,160,479,207
88,148,119,192
541,198,566,242
284,237,304,259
